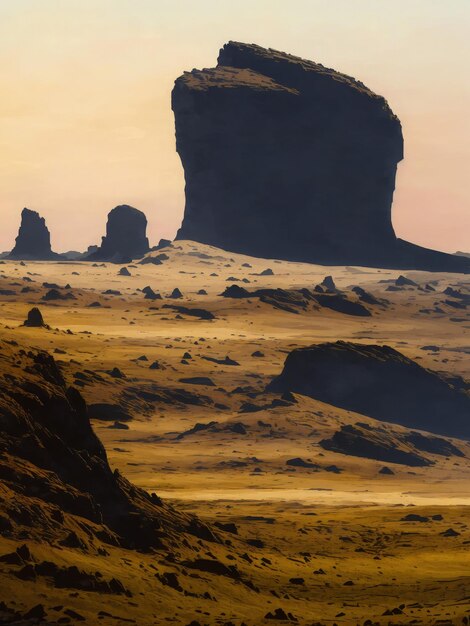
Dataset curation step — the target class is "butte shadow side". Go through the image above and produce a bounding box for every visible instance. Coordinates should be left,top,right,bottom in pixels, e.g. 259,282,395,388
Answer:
172,41,469,273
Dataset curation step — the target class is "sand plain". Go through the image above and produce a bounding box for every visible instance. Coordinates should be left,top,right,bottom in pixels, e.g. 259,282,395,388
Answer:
0,240,469,625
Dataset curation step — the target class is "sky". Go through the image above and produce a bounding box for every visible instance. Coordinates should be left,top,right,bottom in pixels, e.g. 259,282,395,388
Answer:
0,0,469,254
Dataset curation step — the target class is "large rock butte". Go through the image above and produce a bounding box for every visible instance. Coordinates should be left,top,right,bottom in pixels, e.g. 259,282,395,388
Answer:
267,341,470,439
86,205,150,263
7,208,59,260
172,41,470,273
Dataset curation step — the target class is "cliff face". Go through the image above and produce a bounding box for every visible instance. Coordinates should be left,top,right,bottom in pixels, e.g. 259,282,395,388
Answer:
86,205,150,263
172,41,470,273
7,208,59,260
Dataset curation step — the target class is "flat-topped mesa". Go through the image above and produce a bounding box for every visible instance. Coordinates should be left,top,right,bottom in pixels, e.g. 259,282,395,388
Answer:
86,205,150,263
172,41,470,273
7,208,59,260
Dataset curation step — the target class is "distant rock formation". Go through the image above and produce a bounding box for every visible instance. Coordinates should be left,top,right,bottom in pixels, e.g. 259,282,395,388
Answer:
23,307,49,328
172,41,470,273
7,208,59,260
267,341,470,438
86,205,150,263
61,245,99,261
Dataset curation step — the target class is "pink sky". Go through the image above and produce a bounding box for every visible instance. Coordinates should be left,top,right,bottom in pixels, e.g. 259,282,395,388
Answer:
0,0,469,253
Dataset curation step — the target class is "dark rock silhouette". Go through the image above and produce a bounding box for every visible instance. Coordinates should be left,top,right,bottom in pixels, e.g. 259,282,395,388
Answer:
267,341,470,438
7,208,59,260
173,41,470,273
142,285,162,300
86,205,150,263
321,276,337,291
320,424,432,466
162,304,215,320
23,307,49,328
169,288,183,299
220,284,371,316
42,288,75,301
320,423,463,466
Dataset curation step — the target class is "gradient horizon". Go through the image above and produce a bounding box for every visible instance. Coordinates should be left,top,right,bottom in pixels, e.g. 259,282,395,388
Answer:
0,0,469,254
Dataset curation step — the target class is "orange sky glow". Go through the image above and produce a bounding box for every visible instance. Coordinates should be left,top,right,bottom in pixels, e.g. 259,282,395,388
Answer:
0,0,469,254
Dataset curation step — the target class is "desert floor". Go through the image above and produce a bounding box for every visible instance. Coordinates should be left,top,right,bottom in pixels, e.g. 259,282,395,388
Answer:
0,240,469,625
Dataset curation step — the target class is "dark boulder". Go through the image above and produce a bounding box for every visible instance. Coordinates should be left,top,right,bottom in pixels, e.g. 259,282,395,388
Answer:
42,288,75,301
86,205,150,263
142,285,162,300
162,304,214,320
268,341,470,438
7,208,59,260
23,307,49,328
172,41,469,273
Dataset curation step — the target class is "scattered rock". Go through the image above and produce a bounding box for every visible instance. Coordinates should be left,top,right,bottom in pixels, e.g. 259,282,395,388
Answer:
107,367,126,379
179,377,215,386
440,528,460,537
286,458,319,469
142,285,161,300
396,275,418,287
321,275,336,291
401,514,429,522
162,304,214,320
42,288,76,301
265,608,297,621
202,355,240,366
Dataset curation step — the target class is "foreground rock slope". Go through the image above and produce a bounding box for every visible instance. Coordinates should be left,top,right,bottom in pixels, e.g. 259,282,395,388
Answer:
0,341,216,551
173,41,469,273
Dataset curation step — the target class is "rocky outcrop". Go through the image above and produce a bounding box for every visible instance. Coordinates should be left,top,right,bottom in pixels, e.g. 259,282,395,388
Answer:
267,341,470,438
23,307,49,328
0,341,218,551
7,208,59,260
86,205,150,263
321,424,431,467
172,41,470,273
220,284,371,316
320,423,463,466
